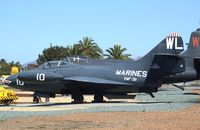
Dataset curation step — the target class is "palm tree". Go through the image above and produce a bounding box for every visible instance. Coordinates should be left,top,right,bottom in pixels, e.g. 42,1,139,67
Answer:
67,44,82,56
37,45,69,64
0,59,6,64
78,37,103,59
104,44,131,60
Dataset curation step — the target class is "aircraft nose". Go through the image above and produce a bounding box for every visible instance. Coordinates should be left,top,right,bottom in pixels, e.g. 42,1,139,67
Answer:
17,70,63,82
4,75,17,85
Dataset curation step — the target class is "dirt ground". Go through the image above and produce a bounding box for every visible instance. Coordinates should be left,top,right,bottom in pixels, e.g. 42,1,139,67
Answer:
0,104,200,130
1,88,200,130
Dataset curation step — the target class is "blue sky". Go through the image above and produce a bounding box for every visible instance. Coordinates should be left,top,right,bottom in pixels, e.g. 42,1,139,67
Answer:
0,0,200,64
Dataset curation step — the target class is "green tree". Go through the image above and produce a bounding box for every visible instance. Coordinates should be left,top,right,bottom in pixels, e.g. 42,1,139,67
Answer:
67,44,82,56
104,44,131,60
0,59,21,75
0,59,6,64
37,44,68,64
78,37,103,59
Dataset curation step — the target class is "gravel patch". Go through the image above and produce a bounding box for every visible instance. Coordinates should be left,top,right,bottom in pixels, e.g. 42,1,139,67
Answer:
0,85,199,121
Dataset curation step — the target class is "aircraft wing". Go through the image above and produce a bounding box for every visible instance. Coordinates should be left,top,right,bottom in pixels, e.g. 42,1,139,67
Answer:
64,76,131,85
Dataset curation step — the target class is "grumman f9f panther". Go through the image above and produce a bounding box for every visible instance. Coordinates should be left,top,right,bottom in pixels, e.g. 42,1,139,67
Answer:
163,28,200,88
6,32,185,103
67,28,200,91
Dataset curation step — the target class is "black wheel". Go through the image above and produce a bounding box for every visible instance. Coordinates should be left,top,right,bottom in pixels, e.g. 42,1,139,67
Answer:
72,94,84,104
94,94,103,103
4,100,12,106
33,97,40,104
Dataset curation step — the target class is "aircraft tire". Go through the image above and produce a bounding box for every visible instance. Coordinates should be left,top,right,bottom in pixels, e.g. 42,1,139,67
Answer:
72,94,84,104
33,97,40,104
94,94,103,103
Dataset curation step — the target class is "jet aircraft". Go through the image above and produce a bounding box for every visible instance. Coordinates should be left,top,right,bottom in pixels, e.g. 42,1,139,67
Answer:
70,28,200,90
163,28,200,87
67,28,200,91
6,33,185,103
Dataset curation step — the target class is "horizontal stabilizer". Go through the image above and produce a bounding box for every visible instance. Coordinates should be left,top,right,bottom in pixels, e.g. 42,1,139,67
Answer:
152,54,185,75
145,54,185,83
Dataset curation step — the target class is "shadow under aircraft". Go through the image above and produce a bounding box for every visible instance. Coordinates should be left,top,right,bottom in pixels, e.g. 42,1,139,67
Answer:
6,32,185,103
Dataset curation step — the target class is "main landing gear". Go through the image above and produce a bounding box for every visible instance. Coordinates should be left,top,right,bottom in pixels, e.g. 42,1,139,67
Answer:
93,94,104,103
71,94,104,103
71,94,84,104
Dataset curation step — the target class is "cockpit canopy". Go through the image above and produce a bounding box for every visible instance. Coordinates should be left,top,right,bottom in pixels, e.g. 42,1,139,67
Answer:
36,56,89,69
37,60,68,69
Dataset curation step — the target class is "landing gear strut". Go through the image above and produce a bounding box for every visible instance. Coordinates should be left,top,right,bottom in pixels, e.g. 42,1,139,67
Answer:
32,92,52,103
33,96,40,104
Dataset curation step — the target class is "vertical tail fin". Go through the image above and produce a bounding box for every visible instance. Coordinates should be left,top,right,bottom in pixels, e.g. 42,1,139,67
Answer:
183,28,200,58
137,32,185,93
142,32,184,58
141,33,185,89
137,32,184,75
